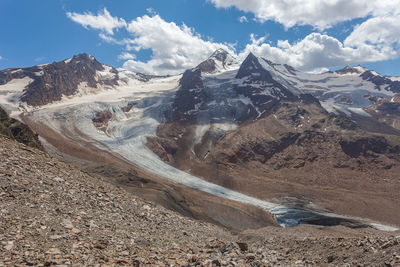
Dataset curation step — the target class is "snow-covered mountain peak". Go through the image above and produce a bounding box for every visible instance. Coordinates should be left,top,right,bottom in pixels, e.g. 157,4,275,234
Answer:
354,65,367,73
63,53,96,64
195,49,237,74
210,48,229,59
335,65,367,75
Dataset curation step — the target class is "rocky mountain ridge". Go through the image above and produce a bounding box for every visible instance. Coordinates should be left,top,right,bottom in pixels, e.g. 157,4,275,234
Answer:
0,54,120,106
0,53,156,108
171,51,400,124
1,49,399,115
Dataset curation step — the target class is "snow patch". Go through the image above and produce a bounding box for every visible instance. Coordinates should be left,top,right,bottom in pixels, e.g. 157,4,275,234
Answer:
96,65,116,81
258,58,301,95
194,124,211,145
35,70,44,76
10,69,22,74
354,65,367,73
0,77,34,117
236,95,253,106
370,223,399,232
213,122,238,132
370,70,382,77
348,107,372,117
0,77,33,93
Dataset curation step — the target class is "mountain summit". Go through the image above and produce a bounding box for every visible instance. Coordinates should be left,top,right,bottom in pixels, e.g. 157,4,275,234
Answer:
195,48,236,74
0,53,119,106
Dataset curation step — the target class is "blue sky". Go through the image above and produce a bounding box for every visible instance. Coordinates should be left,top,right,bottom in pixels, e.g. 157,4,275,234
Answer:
1,0,399,76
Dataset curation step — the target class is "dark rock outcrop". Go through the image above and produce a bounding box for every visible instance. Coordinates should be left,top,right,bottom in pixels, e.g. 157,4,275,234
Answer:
236,53,274,81
92,109,113,128
172,69,204,117
339,135,398,158
179,68,203,90
0,107,42,149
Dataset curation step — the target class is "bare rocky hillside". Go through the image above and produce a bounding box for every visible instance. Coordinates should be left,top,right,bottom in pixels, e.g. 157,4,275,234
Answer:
1,135,400,266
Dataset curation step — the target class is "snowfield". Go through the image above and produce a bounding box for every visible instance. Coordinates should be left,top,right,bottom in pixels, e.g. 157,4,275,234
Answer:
0,77,34,118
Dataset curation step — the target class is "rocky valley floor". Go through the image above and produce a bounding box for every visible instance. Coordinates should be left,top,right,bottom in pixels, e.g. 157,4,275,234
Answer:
1,135,400,266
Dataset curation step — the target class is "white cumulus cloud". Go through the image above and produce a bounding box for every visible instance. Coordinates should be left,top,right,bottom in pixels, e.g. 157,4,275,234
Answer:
146,8,157,16
238,16,248,23
241,32,394,72
118,52,135,60
209,0,400,29
66,7,400,75
67,8,126,35
344,16,400,51
122,15,234,75
0,56,3,60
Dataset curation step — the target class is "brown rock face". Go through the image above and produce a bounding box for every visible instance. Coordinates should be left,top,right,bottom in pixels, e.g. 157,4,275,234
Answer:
0,54,119,106
92,109,113,128
0,107,42,150
207,102,399,171
146,136,178,163
121,103,133,112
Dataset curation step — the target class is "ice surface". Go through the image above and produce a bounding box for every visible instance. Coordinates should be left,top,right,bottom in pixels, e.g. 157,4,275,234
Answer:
348,107,372,117
370,70,382,77
370,223,399,232
0,77,33,93
0,77,33,115
194,124,211,145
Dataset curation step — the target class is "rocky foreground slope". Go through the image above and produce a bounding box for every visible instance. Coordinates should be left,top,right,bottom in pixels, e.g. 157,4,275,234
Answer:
1,135,400,266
